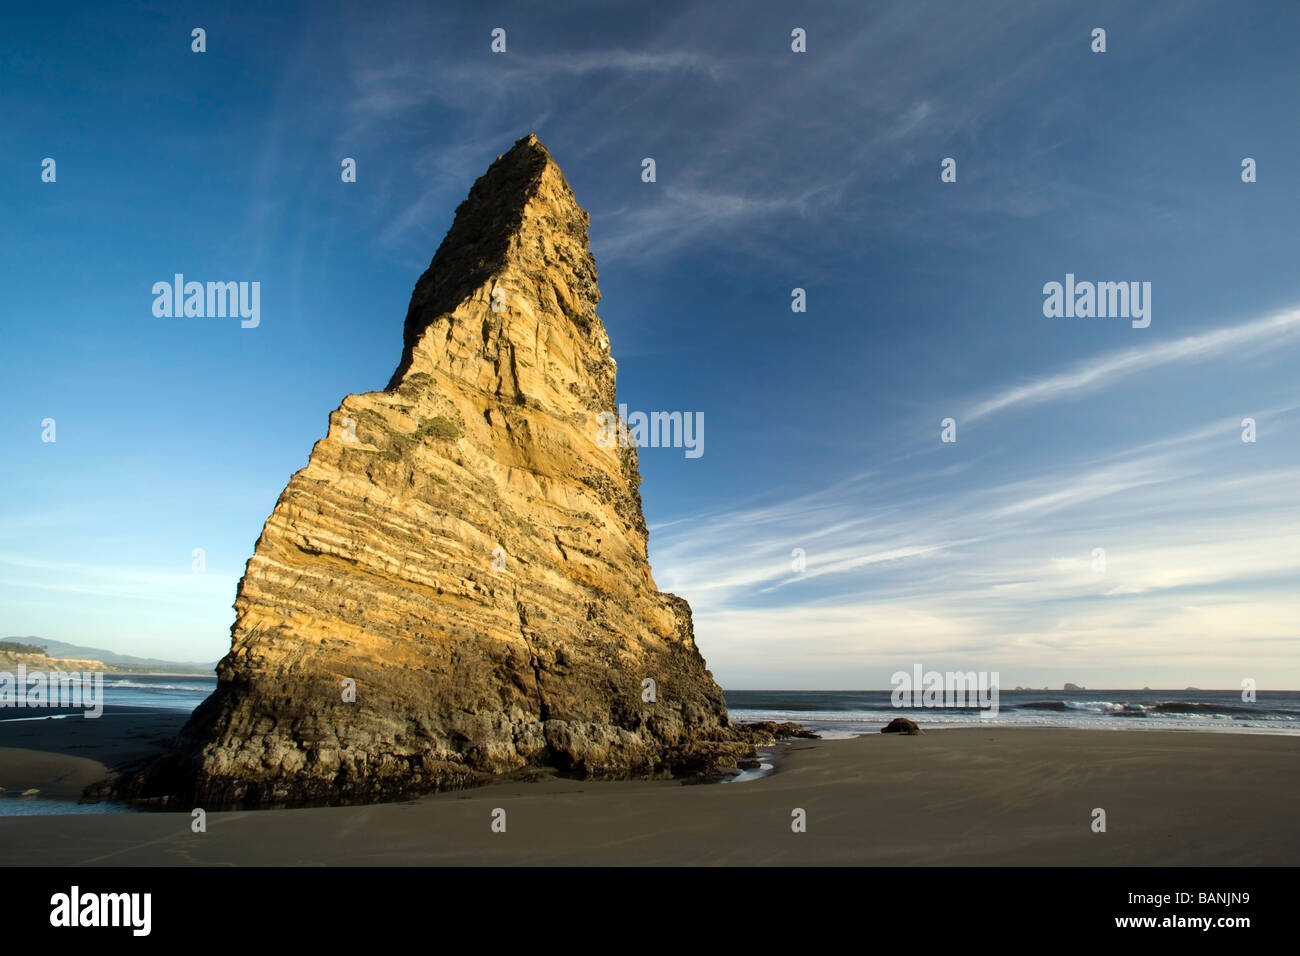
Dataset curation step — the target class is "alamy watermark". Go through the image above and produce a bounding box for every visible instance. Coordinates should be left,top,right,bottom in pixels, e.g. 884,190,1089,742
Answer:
0,666,104,718
152,274,260,328
49,886,150,936
891,664,1000,718
596,404,703,459
1042,273,1150,328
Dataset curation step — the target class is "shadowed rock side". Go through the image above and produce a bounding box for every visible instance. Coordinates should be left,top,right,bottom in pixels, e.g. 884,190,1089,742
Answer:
100,134,766,810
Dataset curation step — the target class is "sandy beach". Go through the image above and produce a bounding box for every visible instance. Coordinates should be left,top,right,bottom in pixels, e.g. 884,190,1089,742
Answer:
0,708,186,799
1,710,1297,866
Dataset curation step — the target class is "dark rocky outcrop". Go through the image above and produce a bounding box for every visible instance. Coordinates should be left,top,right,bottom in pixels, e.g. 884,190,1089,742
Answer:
93,134,787,810
881,717,923,735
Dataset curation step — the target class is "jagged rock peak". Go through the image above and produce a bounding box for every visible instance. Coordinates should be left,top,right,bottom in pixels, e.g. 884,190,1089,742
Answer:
390,132,601,388
98,134,751,810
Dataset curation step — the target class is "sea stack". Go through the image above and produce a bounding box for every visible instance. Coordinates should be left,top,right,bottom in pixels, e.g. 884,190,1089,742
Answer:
108,134,742,809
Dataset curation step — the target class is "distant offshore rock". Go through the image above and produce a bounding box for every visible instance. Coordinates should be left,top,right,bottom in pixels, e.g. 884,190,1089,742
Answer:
98,134,783,810
881,717,923,735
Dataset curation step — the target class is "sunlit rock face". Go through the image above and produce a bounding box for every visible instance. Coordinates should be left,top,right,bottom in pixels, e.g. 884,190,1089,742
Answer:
106,134,742,810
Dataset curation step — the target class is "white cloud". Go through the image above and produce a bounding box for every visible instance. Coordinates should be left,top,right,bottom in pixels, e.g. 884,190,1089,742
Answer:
965,307,1300,422
650,407,1300,686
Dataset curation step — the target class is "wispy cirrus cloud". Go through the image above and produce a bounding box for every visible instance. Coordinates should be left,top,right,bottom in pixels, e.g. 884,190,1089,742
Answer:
650,351,1300,686
964,307,1300,423
329,1,1098,266
593,185,827,260
526,50,726,78
0,551,233,604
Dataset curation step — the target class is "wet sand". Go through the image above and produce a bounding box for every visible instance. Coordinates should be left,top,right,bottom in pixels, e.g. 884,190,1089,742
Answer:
1,712,1296,865
0,708,187,798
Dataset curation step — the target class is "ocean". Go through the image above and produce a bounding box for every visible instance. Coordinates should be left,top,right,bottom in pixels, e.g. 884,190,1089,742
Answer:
2,677,1297,813
92,674,217,711
726,688,1300,737
19,676,1297,736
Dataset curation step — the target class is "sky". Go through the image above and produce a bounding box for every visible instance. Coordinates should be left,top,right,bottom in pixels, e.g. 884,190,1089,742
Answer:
2,0,1298,689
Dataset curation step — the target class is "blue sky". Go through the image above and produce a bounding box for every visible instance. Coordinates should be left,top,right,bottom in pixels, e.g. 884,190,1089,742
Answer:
3,0,1298,688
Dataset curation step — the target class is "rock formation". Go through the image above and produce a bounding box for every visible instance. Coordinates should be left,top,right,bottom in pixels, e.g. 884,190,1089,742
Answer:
881,717,923,735
742,721,820,740
104,134,755,809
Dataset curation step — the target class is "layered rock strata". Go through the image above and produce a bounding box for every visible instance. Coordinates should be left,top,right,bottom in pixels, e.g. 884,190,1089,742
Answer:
105,134,760,809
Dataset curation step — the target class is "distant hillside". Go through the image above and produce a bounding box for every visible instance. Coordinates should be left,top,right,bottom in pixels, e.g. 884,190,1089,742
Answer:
0,637,215,675
0,647,110,672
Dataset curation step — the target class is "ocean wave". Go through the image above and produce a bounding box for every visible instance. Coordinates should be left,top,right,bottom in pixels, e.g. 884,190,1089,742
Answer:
1007,699,1282,717
105,680,212,692
1015,700,1147,714
1148,701,1256,715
